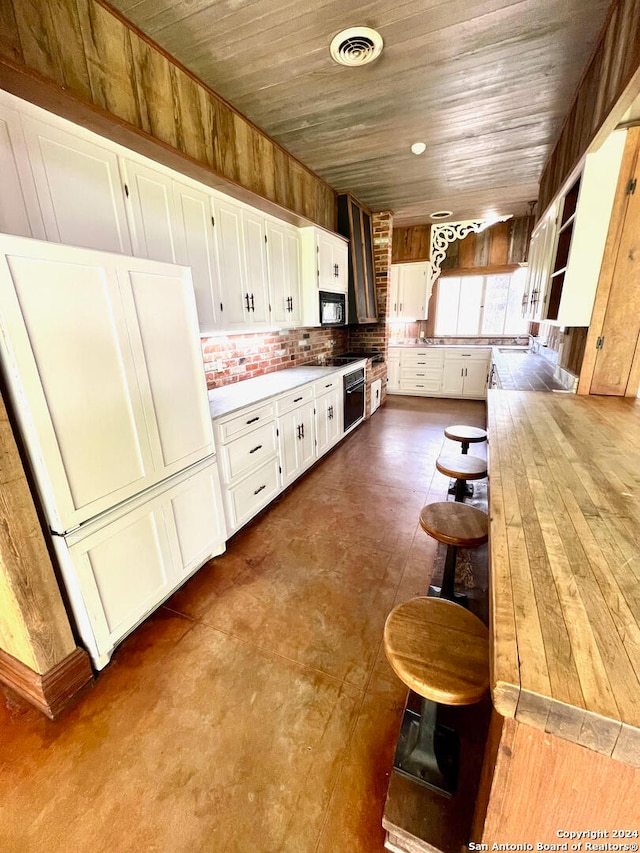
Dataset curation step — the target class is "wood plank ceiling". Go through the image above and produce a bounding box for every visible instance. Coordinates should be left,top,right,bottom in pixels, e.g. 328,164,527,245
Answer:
106,0,612,225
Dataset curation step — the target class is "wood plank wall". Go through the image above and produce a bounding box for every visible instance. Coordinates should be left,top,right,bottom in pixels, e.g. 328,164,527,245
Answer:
440,218,531,273
392,218,530,268
0,392,77,673
0,0,336,230
538,0,640,218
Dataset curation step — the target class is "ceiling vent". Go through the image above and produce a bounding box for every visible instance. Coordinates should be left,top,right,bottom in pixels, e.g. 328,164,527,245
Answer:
330,27,383,67
430,210,453,220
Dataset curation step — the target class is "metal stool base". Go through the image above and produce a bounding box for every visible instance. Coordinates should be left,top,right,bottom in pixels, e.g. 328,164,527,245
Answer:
447,478,474,500
428,584,468,607
393,699,459,797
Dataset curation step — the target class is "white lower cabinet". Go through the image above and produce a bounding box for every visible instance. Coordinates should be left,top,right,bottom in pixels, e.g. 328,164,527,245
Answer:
55,458,226,670
315,382,342,457
387,347,490,399
214,400,281,534
278,400,316,486
226,457,281,531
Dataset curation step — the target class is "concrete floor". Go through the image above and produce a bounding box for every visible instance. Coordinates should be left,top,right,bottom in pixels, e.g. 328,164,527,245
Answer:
0,395,486,853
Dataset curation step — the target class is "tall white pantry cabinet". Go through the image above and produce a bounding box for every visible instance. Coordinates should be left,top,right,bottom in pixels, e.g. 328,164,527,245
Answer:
0,235,226,669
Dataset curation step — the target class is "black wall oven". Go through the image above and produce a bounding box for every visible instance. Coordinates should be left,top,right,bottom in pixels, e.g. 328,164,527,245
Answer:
319,291,346,326
343,367,365,431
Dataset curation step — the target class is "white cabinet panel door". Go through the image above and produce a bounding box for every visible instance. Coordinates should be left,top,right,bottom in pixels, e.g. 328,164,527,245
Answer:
21,116,131,254
213,196,247,326
242,208,270,324
62,498,175,669
266,219,302,327
0,105,45,238
165,460,226,579
462,360,489,398
441,359,465,396
122,264,214,475
278,401,316,487
0,243,154,532
315,388,341,457
173,180,221,332
121,159,178,263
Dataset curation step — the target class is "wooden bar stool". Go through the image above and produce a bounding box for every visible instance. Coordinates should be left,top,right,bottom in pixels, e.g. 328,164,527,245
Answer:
444,424,487,455
384,597,489,795
436,453,487,502
419,502,488,605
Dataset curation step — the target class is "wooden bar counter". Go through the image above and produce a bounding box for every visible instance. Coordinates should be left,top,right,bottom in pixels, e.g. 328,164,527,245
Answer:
476,390,640,842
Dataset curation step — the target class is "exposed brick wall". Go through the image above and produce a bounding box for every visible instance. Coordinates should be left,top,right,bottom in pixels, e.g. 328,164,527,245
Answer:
348,210,393,356
202,327,348,389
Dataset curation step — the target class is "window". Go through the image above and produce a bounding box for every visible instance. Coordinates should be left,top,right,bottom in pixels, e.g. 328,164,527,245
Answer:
435,269,528,336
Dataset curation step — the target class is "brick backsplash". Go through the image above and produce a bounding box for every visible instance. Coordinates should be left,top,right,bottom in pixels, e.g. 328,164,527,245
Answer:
203,212,394,392
201,327,348,389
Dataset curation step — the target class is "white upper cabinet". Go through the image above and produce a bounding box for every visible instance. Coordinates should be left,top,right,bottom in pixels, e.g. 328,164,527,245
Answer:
266,218,302,327
242,207,270,325
20,115,132,255
172,180,222,332
300,226,349,326
120,159,178,263
213,195,248,327
0,235,213,533
389,262,428,320
0,103,45,239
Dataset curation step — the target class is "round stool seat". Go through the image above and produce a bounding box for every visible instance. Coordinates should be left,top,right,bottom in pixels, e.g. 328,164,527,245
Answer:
384,597,489,705
436,454,487,481
420,501,488,547
444,424,487,445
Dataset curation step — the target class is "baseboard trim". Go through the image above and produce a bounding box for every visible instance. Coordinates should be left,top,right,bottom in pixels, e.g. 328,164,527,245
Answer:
0,647,93,718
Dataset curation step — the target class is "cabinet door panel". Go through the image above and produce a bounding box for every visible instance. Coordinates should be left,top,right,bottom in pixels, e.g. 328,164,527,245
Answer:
166,461,226,577
121,160,177,263
0,106,45,238
123,266,214,474
285,227,302,324
21,116,131,254
463,360,489,398
214,197,247,326
242,208,269,324
64,502,174,666
173,181,221,332
0,247,153,531
266,220,288,326
441,359,465,395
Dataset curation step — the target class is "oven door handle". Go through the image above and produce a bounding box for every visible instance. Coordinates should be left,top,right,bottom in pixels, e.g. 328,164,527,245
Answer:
345,383,365,394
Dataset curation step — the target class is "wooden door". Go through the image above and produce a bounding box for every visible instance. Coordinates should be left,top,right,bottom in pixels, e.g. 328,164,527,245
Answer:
583,127,640,396
285,226,302,325
266,219,288,326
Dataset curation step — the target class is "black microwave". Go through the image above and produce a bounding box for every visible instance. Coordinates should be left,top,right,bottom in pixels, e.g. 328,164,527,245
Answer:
319,291,346,326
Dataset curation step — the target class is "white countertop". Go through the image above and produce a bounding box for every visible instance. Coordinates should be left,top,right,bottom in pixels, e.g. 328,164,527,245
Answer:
208,362,366,420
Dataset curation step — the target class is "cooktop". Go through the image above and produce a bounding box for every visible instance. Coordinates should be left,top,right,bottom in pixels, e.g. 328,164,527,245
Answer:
323,350,384,367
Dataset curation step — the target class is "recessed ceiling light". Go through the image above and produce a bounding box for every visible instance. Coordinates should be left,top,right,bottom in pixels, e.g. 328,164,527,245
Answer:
411,142,426,155
330,27,384,67
430,210,453,220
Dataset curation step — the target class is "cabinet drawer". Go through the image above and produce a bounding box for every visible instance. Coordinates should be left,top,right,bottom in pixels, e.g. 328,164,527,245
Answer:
216,401,275,443
226,457,280,531
402,349,444,367
314,375,341,397
276,384,314,415
400,375,441,393
220,421,278,484
400,367,441,382
444,348,490,361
